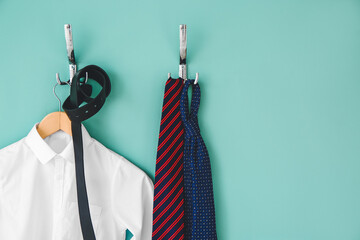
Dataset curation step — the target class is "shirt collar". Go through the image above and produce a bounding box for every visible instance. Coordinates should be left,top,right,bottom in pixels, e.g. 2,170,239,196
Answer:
25,123,93,164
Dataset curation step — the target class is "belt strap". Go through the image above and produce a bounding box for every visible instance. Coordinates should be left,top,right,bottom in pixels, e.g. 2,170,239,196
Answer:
63,65,111,240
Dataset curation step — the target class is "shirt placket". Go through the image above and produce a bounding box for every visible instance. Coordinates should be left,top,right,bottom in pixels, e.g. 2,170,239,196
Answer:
52,155,65,240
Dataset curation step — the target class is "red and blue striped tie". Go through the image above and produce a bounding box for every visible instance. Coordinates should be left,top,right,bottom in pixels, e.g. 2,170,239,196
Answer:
152,78,185,240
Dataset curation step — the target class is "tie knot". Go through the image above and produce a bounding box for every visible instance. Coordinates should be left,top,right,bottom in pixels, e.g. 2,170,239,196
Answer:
183,118,201,137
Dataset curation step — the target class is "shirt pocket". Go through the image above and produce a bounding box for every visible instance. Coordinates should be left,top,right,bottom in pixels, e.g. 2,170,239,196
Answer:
62,201,102,240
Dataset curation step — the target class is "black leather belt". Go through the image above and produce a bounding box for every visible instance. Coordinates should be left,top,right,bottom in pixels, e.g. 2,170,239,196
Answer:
63,65,111,240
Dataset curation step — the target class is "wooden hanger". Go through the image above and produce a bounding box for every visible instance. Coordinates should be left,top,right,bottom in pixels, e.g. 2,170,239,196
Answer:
37,77,72,139
37,111,72,139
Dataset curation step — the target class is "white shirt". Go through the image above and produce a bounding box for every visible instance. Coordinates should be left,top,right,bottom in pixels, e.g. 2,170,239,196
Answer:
0,123,154,240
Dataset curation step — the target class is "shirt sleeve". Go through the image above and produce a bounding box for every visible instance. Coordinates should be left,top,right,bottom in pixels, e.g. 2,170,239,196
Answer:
111,154,154,240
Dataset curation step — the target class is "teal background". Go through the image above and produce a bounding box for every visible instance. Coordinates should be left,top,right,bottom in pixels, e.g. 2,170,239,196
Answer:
1,0,360,239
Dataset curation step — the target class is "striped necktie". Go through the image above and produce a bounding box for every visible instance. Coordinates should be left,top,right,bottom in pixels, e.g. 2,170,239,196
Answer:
152,78,185,240
180,79,218,240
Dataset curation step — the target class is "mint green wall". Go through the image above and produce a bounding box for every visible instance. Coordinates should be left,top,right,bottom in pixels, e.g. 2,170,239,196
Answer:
1,0,360,239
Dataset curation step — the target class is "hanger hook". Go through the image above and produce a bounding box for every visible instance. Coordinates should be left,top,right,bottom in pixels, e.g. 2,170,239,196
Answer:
56,73,69,85
56,71,88,85
194,73,199,84
53,82,62,112
85,72,88,84
53,79,71,112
